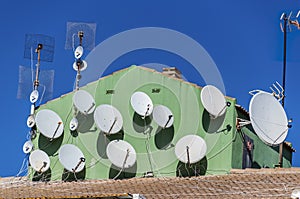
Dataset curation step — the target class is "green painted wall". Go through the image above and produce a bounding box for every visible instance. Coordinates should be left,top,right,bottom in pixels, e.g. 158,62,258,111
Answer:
29,66,292,181
232,107,293,169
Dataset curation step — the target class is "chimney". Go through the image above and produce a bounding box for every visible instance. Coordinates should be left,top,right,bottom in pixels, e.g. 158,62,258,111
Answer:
162,67,182,79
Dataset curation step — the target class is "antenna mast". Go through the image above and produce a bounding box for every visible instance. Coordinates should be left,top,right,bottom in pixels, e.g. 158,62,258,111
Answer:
278,11,299,167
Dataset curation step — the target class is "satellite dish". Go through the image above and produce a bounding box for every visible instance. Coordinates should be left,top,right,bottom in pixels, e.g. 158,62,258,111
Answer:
74,46,84,59
73,90,95,114
249,91,289,146
153,105,174,128
23,140,33,154
175,135,207,164
72,60,88,72
69,117,79,131
94,104,123,134
29,149,50,173
27,115,36,128
106,140,136,169
35,109,64,139
29,90,39,104
291,189,300,199
201,85,227,118
130,91,153,117
59,144,85,172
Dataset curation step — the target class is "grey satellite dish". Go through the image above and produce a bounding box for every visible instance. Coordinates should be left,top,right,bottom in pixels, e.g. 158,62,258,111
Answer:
249,91,288,146
29,149,50,173
201,85,227,118
175,135,207,164
73,90,95,114
74,46,84,59
106,140,137,169
130,91,153,117
27,115,36,128
59,144,85,172
153,105,174,128
35,109,64,139
94,104,123,134
69,117,79,131
29,90,39,104
23,140,33,154
73,60,88,72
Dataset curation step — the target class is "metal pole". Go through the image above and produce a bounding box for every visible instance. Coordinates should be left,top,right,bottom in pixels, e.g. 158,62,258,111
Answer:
278,14,287,168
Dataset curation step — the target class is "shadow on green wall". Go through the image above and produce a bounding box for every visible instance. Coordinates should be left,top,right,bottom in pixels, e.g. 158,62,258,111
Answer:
202,109,226,134
32,168,51,182
61,167,86,182
155,126,175,150
132,112,152,133
176,156,207,177
77,112,97,133
97,131,125,159
109,162,137,180
38,133,64,156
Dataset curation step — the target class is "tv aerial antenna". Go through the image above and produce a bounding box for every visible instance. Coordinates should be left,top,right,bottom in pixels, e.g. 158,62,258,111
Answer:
18,34,55,148
278,10,300,167
65,22,96,91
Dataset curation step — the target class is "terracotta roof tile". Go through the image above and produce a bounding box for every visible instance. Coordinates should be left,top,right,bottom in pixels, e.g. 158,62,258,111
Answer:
0,168,300,198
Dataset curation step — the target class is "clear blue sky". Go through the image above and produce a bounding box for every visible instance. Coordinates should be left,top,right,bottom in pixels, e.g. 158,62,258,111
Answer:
1,0,300,177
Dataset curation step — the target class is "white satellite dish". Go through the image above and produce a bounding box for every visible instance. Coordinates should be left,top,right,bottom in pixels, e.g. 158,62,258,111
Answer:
130,91,153,117
29,90,39,104
73,60,88,72
106,140,136,169
59,144,85,172
249,91,289,146
35,109,64,139
74,46,84,59
153,105,174,128
27,115,35,128
23,140,33,154
94,104,123,134
291,189,300,199
73,90,95,114
69,117,79,131
175,135,207,164
29,149,50,173
201,85,227,118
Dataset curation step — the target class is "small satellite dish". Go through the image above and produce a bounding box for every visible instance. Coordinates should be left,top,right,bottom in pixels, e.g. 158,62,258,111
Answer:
130,91,153,117
29,149,50,173
69,117,78,131
72,60,88,72
94,104,123,134
27,115,36,128
153,105,174,128
175,135,207,164
73,90,95,114
35,109,64,139
291,189,300,199
29,90,39,104
201,85,227,118
23,140,33,154
59,144,85,172
249,91,289,146
106,140,136,169
74,46,84,59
